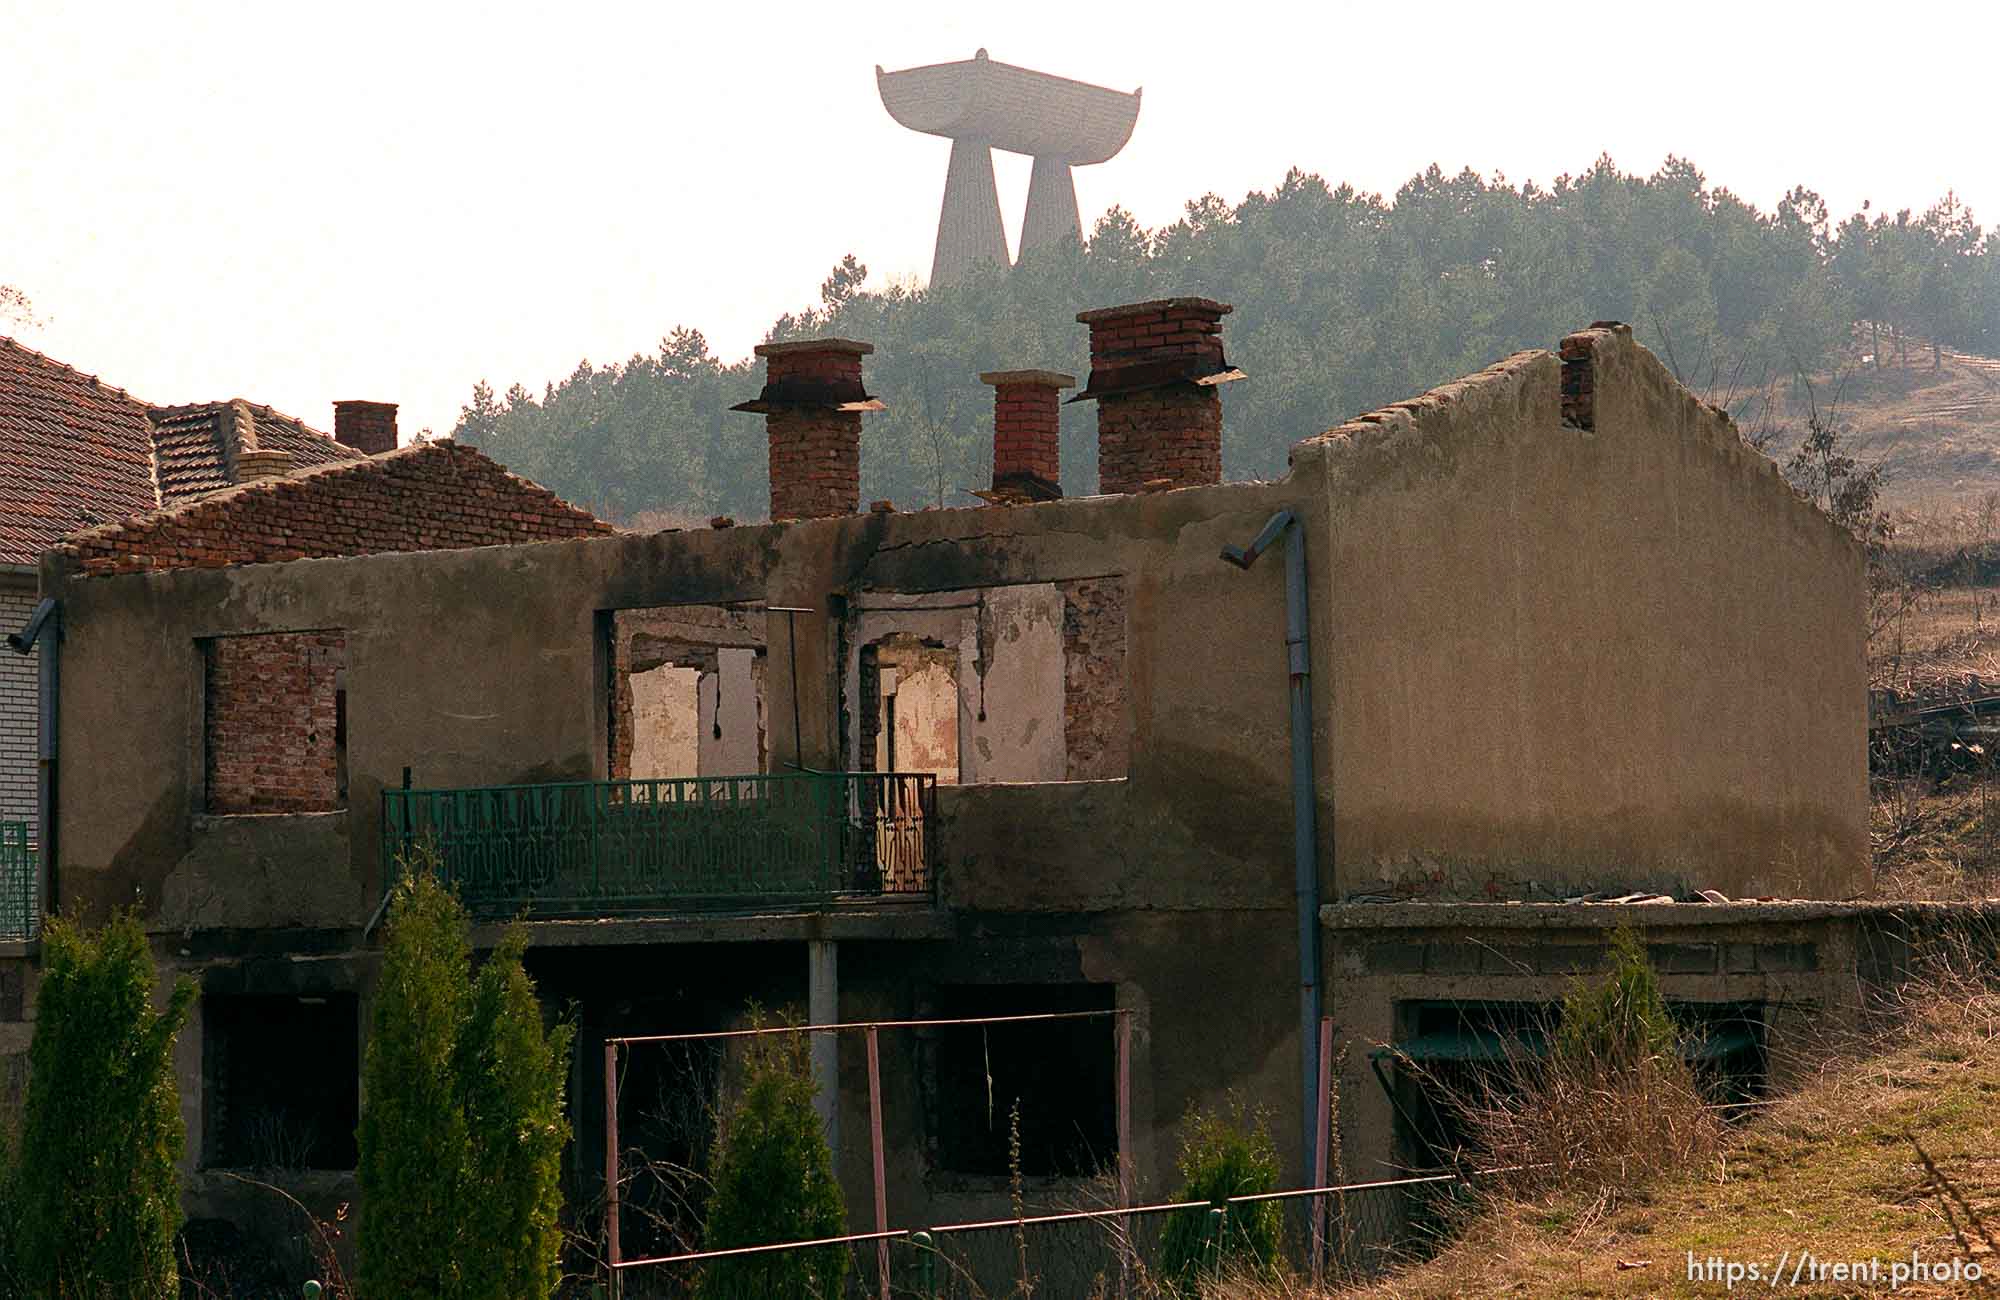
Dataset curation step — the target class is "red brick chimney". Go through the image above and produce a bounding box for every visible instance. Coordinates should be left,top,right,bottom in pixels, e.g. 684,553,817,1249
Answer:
731,339,882,521
333,400,399,455
1072,298,1243,494
978,369,1072,503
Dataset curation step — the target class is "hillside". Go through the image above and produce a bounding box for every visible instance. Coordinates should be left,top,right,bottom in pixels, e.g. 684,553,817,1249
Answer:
1759,336,2000,510
1317,988,2000,1299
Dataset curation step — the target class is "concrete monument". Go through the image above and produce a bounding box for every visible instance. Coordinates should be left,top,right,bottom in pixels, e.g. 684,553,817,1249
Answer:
877,50,1141,286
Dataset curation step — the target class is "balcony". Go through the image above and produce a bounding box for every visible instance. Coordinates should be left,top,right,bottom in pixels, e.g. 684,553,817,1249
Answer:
379,772,937,921
1,820,36,942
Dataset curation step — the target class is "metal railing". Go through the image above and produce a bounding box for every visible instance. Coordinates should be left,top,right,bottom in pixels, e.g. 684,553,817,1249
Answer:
1,820,37,942
380,772,937,919
609,1175,1458,1297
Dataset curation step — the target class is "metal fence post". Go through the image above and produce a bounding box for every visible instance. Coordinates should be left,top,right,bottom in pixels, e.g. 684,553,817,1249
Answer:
604,1039,622,1294
867,1026,890,1300
1311,1013,1333,1285
911,1229,937,1298
1207,1205,1227,1282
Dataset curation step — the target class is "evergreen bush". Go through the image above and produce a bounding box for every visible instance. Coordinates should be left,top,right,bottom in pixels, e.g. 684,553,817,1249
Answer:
1553,925,1678,1074
696,1021,846,1300
12,910,194,1298
456,927,574,1300
357,854,571,1299
1159,1098,1283,1294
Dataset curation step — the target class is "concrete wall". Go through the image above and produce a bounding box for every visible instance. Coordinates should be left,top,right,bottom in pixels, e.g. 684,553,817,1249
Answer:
1290,327,1868,901
43,477,1309,928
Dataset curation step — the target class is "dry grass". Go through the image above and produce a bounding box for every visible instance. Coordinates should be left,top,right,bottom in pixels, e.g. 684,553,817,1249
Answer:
1873,776,2000,900
1261,966,2000,1299
1759,344,2000,513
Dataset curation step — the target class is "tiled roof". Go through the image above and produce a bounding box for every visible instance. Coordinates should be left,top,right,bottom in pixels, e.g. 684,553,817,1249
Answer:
0,337,159,566
148,400,361,509
0,337,364,566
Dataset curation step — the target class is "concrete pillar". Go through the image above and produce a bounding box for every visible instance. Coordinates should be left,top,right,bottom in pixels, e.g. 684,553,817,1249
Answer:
931,136,1009,287
809,938,839,1158
1018,154,1082,264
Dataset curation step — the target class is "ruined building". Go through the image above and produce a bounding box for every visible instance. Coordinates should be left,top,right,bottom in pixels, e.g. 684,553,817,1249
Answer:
0,300,1869,1243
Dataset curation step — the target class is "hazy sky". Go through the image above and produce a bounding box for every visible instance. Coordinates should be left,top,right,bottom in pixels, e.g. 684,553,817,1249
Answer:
5,1,1996,440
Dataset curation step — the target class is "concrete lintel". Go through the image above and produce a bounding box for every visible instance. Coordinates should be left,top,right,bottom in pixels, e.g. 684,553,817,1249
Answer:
1321,900,1876,931
471,904,953,950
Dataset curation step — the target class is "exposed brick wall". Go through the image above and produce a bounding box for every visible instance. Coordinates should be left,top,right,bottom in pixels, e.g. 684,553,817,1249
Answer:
1560,321,1628,431
768,409,862,522
1077,299,1232,493
1059,578,1127,780
204,631,345,814
60,441,614,577
0,580,38,825
1095,389,1223,495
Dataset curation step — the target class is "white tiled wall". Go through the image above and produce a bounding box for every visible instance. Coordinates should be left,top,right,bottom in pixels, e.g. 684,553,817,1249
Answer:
0,580,40,826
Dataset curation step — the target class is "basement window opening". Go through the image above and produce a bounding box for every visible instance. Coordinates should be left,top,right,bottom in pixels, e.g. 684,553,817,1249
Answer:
203,993,359,1171
1377,999,1769,1172
928,984,1117,1179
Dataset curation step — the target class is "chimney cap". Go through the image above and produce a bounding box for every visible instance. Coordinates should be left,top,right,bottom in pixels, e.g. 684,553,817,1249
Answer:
979,369,1076,388
753,338,875,359
1076,297,1232,325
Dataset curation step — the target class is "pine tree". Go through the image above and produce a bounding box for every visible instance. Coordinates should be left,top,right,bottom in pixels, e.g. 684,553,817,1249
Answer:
12,910,194,1299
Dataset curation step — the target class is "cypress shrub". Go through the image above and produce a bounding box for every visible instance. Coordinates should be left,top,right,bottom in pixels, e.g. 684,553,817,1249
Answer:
357,867,473,1297
696,1024,847,1300
455,927,574,1300
357,858,572,1299
1159,1100,1282,1294
12,910,194,1299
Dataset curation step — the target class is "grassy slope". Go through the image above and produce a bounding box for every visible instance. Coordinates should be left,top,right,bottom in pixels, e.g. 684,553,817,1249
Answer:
1330,998,2000,1299
1758,343,2000,512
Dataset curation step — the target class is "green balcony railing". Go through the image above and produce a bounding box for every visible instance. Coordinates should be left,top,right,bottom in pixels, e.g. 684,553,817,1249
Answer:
380,772,938,920
1,820,38,942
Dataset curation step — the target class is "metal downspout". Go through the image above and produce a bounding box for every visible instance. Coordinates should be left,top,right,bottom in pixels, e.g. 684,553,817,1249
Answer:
1221,511,1323,1176
8,598,60,923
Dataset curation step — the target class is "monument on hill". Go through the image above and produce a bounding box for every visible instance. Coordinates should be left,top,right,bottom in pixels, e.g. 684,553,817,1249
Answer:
877,50,1141,287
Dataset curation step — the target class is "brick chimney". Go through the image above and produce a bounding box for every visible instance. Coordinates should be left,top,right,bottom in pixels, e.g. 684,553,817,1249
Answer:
1072,298,1243,494
731,339,882,521
977,369,1072,503
333,400,399,455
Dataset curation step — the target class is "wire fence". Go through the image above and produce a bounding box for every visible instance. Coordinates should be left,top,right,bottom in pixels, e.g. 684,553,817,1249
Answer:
0,821,36,942
609,1175,1463,1298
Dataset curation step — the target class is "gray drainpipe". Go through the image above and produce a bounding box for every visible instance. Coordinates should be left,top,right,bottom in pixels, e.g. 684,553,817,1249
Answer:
8,598,61,922
1221,510,1323,1176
